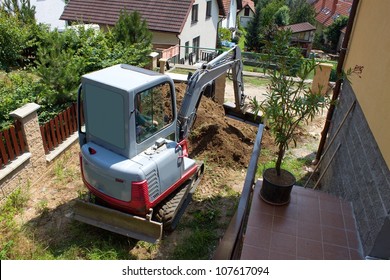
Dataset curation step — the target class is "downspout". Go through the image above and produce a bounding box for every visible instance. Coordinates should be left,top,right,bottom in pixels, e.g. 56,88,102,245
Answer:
314,0,360,163
217,17,225,48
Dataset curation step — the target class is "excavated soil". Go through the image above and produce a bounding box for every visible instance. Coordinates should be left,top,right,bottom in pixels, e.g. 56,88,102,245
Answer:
175,82,264,169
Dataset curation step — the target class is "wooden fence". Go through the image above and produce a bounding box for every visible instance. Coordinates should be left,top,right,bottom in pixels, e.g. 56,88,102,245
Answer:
0,121,27,169
40,103,80,155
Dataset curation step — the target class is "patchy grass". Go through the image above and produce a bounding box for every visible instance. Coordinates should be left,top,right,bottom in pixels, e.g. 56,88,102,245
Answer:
0,184,30,259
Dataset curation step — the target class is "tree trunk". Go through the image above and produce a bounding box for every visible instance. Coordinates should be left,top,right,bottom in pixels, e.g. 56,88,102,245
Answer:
275,144,285,176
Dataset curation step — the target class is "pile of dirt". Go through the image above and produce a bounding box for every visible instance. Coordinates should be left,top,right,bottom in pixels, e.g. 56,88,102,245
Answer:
175,83,262,169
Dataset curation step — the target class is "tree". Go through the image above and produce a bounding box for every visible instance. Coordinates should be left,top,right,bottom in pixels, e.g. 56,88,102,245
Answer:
1,0,36,24
288,0,316,25
0,11,28,71
112,10,152,46
245,3,263,52
35,29,84,106
274,5,290,26
261,0,284,27
324,16,349,53
250,30,328,177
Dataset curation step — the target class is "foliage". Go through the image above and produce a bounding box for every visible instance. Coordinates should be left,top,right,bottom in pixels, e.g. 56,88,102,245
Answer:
245,3,263,52
0,71,41,129
33,20,152,115
0,1,46,71
0,11,28,71
274,5,290,26
313,31,326,51
246,0,317,52
1,8,153,127
250,30,329,176
324,16,349,53
0,0,36,24
219,27,231,41
261,0,285,27
245,0,289,52
112,10,152,46
287,0,316,25
35,33,83,106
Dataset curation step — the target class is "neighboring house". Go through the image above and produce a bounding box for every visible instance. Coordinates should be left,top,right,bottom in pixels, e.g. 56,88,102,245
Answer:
237,0,255,28
61,0,226,64
220,0,242,31
282,22,316,57
312,0,352,33
320,0,390,259
0,0,66,30
30,0,66,30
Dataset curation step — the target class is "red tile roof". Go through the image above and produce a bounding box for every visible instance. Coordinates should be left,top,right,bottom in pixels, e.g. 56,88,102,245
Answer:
240,0,255,13
222,0,231,15
60,0,193,34
222,0,242,15
283,22,316,33
313,0,352,27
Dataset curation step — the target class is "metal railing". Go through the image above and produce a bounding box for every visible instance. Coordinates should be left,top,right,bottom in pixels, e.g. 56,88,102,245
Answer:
213,123,265,259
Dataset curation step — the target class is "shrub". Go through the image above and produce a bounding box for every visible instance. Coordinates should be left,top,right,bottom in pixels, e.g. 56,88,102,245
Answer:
0,72,41,129
0,12,28,71
219,27,231,41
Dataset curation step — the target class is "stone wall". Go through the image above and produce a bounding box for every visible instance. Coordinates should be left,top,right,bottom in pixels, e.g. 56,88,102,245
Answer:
319,81,390,257
1,103,77,202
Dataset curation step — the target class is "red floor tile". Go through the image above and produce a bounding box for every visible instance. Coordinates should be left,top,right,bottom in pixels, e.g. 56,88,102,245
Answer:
240,182,364,260
297,238,324,259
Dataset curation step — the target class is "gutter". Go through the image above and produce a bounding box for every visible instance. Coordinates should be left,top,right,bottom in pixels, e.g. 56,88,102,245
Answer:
315,0,360,162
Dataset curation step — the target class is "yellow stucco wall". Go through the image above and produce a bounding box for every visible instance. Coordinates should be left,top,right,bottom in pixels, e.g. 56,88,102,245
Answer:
345,0,390,167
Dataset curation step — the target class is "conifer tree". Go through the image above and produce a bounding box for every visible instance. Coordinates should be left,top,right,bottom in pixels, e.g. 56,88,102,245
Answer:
245,3,263,52
112,10,152,46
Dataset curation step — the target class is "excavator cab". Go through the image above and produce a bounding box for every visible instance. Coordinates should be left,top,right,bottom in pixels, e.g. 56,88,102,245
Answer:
75,65,201,242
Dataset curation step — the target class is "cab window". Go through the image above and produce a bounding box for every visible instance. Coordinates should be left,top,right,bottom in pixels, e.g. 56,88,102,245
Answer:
135,82,173,143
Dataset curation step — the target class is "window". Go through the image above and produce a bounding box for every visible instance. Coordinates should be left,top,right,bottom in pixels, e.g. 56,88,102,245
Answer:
185,41,190,59
85,84,125,149
191,4,198,23
244,7,250,17
192,36,200,62
206,1,212,19
135,82,173,143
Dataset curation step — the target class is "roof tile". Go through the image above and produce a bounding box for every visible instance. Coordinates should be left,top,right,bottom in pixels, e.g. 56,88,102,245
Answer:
61,0,193,33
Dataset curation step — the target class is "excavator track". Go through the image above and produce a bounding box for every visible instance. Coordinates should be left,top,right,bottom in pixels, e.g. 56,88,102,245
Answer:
154,162,204,232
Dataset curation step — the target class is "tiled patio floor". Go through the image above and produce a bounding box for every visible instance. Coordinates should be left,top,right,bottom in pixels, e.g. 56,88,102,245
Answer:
241,181,364,260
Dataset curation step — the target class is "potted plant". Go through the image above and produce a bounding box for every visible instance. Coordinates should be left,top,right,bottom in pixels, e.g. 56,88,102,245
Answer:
250,30,330,205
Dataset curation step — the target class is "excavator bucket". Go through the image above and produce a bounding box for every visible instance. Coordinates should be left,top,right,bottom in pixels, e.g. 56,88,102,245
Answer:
72,199,163,243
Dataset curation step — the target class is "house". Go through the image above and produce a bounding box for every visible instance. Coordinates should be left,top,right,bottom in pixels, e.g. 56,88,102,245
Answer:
282,22,316,57
0,0,66,30
312,0,352,33
60,0,227,64
30,0,66,30
319,0,390,259
220,0,242,32
237,0,255,28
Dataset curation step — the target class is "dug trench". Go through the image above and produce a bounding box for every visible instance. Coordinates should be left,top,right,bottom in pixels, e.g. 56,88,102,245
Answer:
8,82,322,260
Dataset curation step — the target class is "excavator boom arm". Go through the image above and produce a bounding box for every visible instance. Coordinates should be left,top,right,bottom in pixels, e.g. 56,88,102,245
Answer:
177,46,245,141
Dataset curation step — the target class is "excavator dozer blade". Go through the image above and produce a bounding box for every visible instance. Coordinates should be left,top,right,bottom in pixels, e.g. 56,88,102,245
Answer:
72,199,163,243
